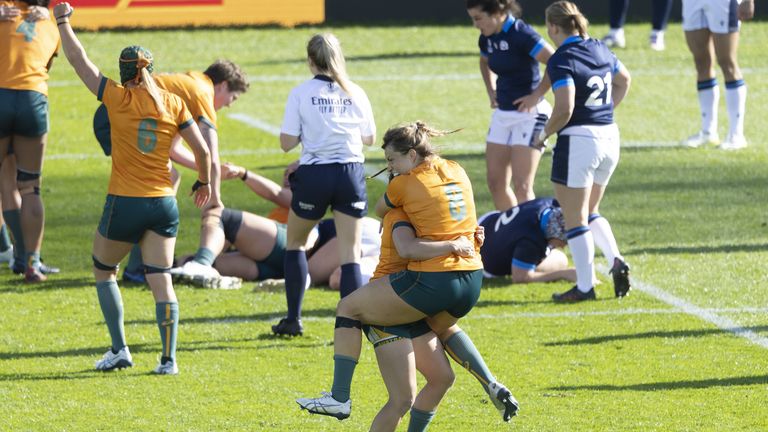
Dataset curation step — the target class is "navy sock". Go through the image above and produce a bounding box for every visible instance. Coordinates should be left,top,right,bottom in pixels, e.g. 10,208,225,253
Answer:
156,302,179,361
284,250,308,320
407,408,436,432
331,354,357,402
339,262,362,298
652,0,673,30
96,280,126,351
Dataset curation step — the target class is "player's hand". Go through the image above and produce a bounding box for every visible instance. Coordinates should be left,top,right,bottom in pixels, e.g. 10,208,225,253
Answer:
282,160,299,187
488,90,498,109
25,5,49,22
0,4,20,20
451,236,476,258
513,93,539,113
53,2,74,21
474,225,485,248
738,0,754,20
190,180,211,208
220,162,244,180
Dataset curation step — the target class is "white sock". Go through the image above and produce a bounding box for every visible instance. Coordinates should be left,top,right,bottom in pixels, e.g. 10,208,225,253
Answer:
650,29,664,38
697,80,719,136
567,229,594,293
725,80,747,138
589,215,622,267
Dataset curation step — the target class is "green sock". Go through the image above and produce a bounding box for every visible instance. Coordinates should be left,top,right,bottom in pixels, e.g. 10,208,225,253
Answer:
156,302,179,361
125,244,143,273
444,331,496,396
193,247,216,266
330,354,357,402
26,251,41,271
96,280,126,351
3,209,24,261
407,408,436,432
0,224,11,251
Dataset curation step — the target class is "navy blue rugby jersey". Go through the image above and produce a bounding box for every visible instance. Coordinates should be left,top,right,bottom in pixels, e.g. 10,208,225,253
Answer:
479,15,547,111
479,198,558,277
547,36,622,129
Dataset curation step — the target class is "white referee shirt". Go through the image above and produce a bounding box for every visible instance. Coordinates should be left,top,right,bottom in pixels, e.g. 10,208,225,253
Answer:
281,75,376,165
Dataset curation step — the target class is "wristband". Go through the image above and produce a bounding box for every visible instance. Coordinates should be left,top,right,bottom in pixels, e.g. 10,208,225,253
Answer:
240,169,248,181
54,9,73,20
191,179,209,193
57,20,69,26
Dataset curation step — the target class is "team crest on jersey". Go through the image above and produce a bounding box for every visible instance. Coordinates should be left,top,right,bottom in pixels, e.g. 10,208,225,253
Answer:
499,40,509,51
486,39,493,53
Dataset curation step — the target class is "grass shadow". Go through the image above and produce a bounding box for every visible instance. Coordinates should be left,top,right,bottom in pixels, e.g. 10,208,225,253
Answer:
549,374,768,391
0,277,94,293
545,326,768,346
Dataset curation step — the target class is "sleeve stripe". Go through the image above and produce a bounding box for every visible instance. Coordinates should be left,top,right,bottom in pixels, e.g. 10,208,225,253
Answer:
392,221,414,231
179,118,194,130
613,60,623,74
96,76,107,101
552,78,574,90
384,193,396,208
512,259,537,270
198,116,217,130
529,39,545,58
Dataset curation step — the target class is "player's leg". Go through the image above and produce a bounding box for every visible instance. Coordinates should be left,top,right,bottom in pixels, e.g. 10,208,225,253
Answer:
486,143,515,211
332,211,363,298
713,30,747,149
409,331,454,431
603,0,628,48
12,134,47,281
369,338,418,431
683,28,720,145
650,0,673,50
1,155,25,272
308,236,340,287
142,230,179,374
92,231,134,371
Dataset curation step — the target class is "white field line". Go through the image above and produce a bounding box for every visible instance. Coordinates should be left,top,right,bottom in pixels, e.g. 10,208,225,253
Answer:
46,67,768,88
596,265,768,350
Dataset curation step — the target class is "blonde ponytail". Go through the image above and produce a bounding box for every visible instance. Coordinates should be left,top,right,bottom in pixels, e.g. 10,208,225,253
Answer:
307,33,353,95
546,1,589,38
139,68,166,117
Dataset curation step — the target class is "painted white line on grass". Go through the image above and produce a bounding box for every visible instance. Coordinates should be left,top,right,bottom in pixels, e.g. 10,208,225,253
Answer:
227,113,282,136
596,266,768,349
47,68,768,88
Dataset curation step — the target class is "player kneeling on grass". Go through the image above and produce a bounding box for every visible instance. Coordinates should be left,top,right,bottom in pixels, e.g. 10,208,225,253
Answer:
55,2,211,375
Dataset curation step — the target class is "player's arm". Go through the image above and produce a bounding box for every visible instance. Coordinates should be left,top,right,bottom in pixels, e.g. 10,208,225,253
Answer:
738,0,754,20
479,55,497,109
169,137,199,171
54,3,101,96
611,62,631,108
198,121,223,207
280,133,300,152
178,122,211,207
375,195,391,218
533,81,574,148
223,163,292,208
392,226,474,260
514,45,555,112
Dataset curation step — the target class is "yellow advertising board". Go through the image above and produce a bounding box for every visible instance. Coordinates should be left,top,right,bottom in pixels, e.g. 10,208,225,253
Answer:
54,0,323,30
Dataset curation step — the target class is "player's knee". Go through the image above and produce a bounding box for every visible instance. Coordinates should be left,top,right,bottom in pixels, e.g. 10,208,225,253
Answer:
93,256,119,273
386,394,414,417
334,315,361,330
431,368,456,393
17,170,41,196
201,212,222,229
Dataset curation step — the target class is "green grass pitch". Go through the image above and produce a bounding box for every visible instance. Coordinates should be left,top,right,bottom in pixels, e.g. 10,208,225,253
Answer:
1,21,767,430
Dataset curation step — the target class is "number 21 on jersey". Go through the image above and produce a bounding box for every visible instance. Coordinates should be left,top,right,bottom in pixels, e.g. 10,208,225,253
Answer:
585,72,612,106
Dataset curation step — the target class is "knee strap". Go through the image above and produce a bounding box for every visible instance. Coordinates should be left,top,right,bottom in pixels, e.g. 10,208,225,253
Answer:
335,316,362,330
93,256,119,271
144,265,171,274
17,169,41,182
